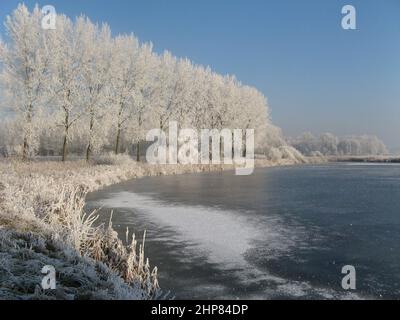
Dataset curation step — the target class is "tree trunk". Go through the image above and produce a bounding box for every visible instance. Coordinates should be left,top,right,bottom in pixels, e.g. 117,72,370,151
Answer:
62,111,69,162
22,136,29,161
115,104,123,155
62,129,68,162
136,141,140,162
115,126,121,155
22,105,33,161
86,142,91,162
136,113,142,162
243,135,247,157
86,114,94,162
160,117,164,131
220,138,223,160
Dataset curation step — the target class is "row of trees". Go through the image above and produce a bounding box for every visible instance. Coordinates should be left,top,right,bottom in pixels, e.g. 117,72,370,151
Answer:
289,132,388,156
0,4,285,161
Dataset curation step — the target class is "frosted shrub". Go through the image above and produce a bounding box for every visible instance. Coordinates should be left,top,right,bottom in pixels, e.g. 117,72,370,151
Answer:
92,153,134,166
266,146,306,163
0,160,161,299
0,227,158,300
267,147,283,162
279,146,306,162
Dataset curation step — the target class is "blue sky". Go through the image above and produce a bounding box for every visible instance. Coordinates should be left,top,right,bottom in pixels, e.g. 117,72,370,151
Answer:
1,0,399,150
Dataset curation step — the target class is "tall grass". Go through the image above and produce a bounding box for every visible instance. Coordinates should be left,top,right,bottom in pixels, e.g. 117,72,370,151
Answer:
0,158,162,299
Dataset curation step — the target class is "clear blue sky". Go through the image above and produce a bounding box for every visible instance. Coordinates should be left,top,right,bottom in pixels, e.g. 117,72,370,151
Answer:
1,0,399,150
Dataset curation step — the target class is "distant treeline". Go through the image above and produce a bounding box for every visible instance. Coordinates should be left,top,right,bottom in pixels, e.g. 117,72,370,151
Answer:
289,132,388,157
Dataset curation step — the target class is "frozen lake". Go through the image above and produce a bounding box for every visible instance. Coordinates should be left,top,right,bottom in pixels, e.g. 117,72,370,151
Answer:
85,163,400,299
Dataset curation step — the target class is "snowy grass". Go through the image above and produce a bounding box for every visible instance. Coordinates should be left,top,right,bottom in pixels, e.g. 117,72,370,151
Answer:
0,154,310,299
0,158,161,300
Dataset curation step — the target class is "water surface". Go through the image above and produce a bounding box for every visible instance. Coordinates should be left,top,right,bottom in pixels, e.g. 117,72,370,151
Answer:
86,163,400,299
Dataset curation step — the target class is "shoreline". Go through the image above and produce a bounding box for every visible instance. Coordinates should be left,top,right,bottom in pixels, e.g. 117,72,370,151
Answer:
0,155,314,300
327,155,400,163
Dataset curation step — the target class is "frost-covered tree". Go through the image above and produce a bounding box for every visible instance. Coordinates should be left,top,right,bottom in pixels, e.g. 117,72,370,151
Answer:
49,14,88,161
0,117,20,156
0,4,308,163
0,4,52,159
80,19,113,161
128,43,157,161
290,132,388,156
152,51,178,131
108,34,141,154
169,58,195,128
320,133,338,156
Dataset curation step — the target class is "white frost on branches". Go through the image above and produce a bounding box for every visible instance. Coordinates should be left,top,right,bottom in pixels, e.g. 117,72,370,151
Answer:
289,132,388,156
0,4,315,163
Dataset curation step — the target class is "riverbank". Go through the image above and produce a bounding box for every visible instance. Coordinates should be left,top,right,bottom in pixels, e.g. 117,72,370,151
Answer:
0,153,316,300
328,155,400,163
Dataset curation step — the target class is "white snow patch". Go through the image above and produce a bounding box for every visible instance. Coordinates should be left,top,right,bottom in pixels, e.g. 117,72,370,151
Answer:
93,191,367,299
